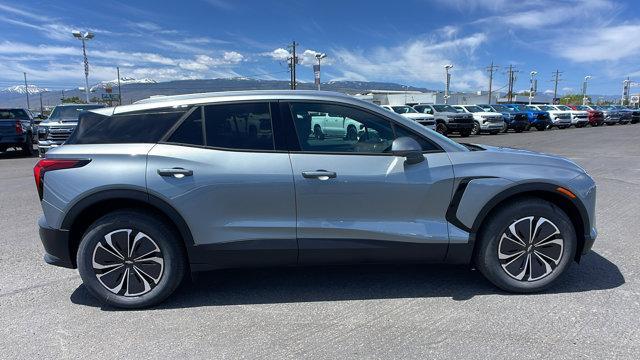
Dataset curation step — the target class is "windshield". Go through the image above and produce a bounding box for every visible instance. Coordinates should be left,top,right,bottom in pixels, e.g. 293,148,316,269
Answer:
464,105,485,113
491,105,510,112
556,105,572,111
0,109,30,119
539,106,555,111
576,105,589,110
432,104,456,112
47,105,105,122
391,105,418,114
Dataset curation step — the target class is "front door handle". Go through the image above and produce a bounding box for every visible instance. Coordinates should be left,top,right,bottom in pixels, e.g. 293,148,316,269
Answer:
157,167,193,178
302,170,337,180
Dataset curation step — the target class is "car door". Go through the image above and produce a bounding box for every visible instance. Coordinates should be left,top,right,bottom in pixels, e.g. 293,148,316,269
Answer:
146,102,297,269
284,101,455,265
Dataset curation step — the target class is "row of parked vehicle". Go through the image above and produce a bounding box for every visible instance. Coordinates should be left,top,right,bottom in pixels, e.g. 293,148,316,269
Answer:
0,104,105,157
381,103,640,137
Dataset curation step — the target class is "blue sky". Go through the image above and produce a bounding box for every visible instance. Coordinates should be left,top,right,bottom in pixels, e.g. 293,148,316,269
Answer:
1,0,639,95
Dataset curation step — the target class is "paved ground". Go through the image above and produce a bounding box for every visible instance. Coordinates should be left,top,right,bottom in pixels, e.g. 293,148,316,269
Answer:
0,124,638,359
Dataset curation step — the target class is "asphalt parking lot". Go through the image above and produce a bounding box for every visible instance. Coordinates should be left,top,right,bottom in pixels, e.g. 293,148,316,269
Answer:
0,125,638,359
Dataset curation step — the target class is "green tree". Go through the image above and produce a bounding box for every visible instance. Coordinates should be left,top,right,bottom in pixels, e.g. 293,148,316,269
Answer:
559,94,590,105
61,96,85,104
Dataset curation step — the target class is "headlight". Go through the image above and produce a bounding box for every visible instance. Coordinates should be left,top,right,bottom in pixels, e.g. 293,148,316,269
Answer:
37,127,48,134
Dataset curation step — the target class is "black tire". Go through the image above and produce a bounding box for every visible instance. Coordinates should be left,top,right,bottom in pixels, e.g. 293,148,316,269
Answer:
474,197,576,293
77,210,186,309
536,125,546,131
489,130,499,135
514,127,523,133
471,121,480,136
346,125,358,141
459,129,472,137
21,133,35,156
435,122,448,136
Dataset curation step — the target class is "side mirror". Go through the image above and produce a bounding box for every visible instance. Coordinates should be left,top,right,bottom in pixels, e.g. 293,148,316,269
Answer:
391,137,425,165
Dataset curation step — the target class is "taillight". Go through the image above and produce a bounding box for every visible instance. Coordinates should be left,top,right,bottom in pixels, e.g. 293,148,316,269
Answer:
15,121,24,135
33,159,91,200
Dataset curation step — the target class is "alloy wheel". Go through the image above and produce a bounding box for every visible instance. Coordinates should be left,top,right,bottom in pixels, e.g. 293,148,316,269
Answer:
497,216,564,282
92,229,164,297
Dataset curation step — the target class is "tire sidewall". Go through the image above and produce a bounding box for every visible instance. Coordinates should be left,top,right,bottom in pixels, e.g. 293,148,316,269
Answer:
476,199,577,292
77,211,184,308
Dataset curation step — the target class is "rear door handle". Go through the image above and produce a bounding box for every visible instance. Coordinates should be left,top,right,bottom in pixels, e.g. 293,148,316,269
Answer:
157,168,193,177
302,170,337,180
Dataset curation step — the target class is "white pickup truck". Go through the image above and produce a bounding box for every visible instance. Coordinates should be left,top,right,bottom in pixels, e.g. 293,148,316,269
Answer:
381,105,435,129
526,105,572,129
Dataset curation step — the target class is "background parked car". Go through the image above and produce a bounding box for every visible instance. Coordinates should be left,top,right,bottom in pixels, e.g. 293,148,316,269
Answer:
476,104,529,133
451,105,503,135
412,104,474,137
37,103,106,156
592,105,621,125
528,105,572,129
551,105,589,128
0,108,37,156
611,105,636,124
503,104,552,131
381,105,435,129
571,105,604,127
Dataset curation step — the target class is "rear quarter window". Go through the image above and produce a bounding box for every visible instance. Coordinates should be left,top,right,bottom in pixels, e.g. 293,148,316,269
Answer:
66,108,187,144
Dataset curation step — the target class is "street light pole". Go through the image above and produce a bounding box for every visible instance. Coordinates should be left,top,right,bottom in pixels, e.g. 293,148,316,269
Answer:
73,31,94,103
314,53,326,91
528,71,537,105
444,64,453,104
582,75,592,106
117,66,122,105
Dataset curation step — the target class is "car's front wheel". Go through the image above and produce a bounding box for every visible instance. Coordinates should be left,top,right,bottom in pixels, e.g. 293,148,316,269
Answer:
435,122,448,136
77,210,186,308
474,198,576,293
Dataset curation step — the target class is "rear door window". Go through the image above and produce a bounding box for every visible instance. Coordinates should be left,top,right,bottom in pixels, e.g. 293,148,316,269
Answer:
204,102,274,151
67,108,187,144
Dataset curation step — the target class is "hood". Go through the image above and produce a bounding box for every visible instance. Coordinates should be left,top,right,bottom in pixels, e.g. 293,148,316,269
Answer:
479,144,585,174
400,113,434,120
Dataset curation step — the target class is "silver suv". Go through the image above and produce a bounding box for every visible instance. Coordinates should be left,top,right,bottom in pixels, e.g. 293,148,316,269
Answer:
35,90,597,308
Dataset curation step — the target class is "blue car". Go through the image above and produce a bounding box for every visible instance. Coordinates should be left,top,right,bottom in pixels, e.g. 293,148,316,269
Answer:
502,104,552,131
477,104,529,133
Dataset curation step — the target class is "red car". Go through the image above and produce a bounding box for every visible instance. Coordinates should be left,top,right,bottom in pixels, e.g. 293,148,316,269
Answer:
569,105,605,126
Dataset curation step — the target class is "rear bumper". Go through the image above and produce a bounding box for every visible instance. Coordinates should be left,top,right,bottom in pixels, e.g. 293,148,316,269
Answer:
38,216,75,268
0,135,27,145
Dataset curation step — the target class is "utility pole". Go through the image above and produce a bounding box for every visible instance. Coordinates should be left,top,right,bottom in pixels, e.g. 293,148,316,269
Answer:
444,64,453,104
23,72,30,110
551,70,562,104
506,65,517,103
39,92,43,115
288,41,299,90
61,89,65,103
486,61,498,104
117,67,122,105
528,71,538,105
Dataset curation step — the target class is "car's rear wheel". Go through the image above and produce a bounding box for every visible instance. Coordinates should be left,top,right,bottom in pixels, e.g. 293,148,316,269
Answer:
474,198,576,293
22,133,35,156
77,210,186,308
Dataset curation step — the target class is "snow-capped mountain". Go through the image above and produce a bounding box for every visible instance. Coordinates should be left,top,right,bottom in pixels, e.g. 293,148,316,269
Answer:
2,84,49,94
90,77,157,91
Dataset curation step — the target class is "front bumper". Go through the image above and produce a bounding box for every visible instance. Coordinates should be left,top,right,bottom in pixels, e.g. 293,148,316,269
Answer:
446,122,474,130
37,140,64,154
552,118,572,126
479,121,504,131
38,216,74,268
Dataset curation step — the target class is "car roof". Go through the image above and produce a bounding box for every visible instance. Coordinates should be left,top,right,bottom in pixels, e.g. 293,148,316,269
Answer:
108,90,357,115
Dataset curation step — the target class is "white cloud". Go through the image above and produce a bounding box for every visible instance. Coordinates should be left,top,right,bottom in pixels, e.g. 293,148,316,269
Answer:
266,48,290,61
0,41,77,56
556,24,640,62
331,33,489,90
